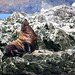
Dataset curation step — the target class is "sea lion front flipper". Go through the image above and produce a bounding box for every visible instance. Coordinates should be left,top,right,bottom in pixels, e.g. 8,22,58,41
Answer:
24,43,32,53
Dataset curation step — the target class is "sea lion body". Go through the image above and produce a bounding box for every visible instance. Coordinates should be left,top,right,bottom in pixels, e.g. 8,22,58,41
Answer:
5,19,38,56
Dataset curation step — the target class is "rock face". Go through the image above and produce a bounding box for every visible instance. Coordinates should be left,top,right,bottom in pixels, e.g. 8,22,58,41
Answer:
0,5,75,75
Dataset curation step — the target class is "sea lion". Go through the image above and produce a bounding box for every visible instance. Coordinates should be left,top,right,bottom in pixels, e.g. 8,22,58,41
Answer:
5,19,38,56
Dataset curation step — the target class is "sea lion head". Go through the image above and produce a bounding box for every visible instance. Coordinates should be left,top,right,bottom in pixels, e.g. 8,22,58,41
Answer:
21,19,29,31
23,19,29,26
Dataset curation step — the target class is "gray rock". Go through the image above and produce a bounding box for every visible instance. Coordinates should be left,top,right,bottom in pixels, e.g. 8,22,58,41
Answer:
0,49,3,63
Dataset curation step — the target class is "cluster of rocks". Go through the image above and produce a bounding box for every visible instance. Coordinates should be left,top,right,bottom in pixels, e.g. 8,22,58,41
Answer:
0,5,75,75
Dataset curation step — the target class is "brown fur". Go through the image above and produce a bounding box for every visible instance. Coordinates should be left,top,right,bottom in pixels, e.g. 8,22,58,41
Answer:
5,19,38,56
19,19,38,50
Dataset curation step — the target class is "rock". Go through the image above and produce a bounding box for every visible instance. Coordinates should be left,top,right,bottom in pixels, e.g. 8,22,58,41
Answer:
0,49,3,63
0,49,3,75
1,50,75,75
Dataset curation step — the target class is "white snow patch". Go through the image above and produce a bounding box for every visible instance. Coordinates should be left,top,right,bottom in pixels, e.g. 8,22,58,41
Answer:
72,2,75,7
